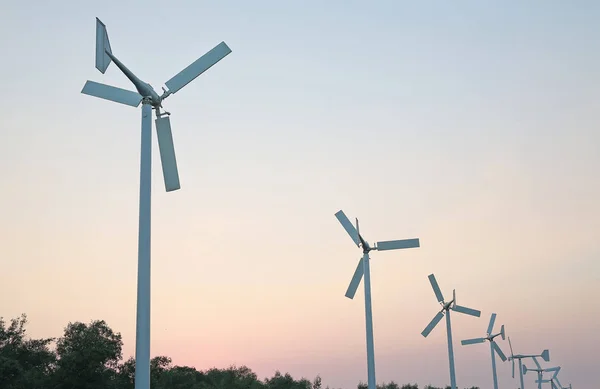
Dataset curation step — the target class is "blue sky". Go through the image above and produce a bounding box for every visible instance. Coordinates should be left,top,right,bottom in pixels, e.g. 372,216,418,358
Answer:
1,1,599,388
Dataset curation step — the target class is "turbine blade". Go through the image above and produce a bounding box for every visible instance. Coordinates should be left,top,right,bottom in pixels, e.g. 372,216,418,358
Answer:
335,210,360,247
345,257,364,299
555,377,563,388
81,81,142,107
155,116,181,192
545,367,560,373
165,41,232,95
541,349,550,362
512,357,515,378
461,337,486,345
95,18,112,73
452,305,481,317
533,356,541,369
487,313,497,335
508,336,514,356
427,274,444,303
492,341,507,361
421,311,444,337
376,238,420,251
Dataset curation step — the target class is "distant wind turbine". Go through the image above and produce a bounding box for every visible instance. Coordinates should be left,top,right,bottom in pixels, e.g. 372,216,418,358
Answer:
421,273,481,389
524,361,560,389
334,210,420,389
461,313,507,389
507,336,550,389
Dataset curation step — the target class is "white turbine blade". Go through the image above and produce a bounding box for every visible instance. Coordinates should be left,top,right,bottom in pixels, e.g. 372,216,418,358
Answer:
155,116,181,192
461,337,486,345
508,336,515,378
335,210,360,247
487,313,497,335
81,81,142,107
452,304,481,317
421,311,444,337
164,41,232,95
511,357,515,378
376,238,420,251
95,18,112,73
533,356,541,369
555,377,563,388
427,274,444,303
492,341,507,361
345,257,364,299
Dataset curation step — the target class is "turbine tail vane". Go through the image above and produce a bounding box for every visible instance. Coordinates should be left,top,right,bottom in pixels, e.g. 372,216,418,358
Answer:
95,18,112,73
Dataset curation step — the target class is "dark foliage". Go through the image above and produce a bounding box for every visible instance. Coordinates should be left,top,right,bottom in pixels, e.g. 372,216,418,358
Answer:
0,314,479,389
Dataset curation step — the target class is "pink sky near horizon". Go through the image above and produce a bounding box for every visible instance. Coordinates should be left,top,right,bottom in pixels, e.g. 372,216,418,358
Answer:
1,1,599,388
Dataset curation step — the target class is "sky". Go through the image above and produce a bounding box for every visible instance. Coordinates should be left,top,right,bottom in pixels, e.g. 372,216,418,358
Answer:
0,0,599,388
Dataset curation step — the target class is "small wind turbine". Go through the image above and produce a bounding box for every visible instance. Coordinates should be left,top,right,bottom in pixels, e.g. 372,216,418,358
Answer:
524,362,560,389
81,18,231,389
507,336,550,389
421,274,481,389
461,313,507,389
334,210,420,389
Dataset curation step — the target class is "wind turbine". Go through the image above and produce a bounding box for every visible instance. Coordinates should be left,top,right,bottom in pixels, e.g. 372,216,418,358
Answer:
421,274,481,389
81,18,231,389
461,313,507,389
524,362,560,389
334,210,420,389
507,336,550,389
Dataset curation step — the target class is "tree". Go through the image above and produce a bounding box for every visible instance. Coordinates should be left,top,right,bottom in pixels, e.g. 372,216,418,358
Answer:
265,371,311,389
52,319,123,389
0,314,55,389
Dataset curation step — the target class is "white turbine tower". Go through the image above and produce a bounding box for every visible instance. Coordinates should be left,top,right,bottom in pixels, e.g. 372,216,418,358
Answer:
524,361,560,389
334,210,420,389
81,18,231,389
507,336,550,389
421,274,481,389
461,313,507,389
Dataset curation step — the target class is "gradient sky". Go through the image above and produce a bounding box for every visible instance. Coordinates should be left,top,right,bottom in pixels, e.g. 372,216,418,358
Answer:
1,1,599,388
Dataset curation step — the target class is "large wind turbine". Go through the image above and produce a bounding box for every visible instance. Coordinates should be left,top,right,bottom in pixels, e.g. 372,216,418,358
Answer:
334,210,420,389
524,362,561,389
421,274,481,389
507,336,550,389
81,18,231,389
461,313,507,389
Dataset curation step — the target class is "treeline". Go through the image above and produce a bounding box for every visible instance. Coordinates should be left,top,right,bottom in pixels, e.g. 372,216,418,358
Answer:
0,314,479,389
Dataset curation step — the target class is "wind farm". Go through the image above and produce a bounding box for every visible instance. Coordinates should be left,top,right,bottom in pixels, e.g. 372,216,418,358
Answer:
1,3,596,389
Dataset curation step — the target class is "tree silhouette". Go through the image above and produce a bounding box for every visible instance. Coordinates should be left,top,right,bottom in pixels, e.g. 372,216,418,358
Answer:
0,314,480,389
